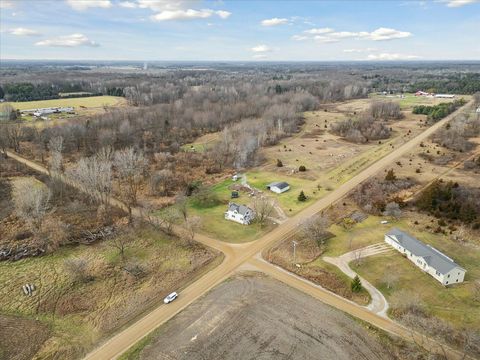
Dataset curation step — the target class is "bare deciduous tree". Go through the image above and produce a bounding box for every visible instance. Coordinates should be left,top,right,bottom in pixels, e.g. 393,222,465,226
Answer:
12,181,51,231
383,201,402,220
114,147,148,217
382,268,399,289
253,196,274,226
300,214,330,246
161,206,181,235
185,215,201,242
68,155,113,209
110,234,132,262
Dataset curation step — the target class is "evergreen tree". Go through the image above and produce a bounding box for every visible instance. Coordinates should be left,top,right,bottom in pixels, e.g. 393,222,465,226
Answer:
298,190,307,202
351,275,362,293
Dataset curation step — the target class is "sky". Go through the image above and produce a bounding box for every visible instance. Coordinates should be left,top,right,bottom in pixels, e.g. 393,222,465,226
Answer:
1,0,479,61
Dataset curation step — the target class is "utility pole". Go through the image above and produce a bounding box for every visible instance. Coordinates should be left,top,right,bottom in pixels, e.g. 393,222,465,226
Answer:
292,241,298,264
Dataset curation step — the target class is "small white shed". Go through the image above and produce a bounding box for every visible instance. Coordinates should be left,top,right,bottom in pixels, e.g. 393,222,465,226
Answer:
267,182,290,194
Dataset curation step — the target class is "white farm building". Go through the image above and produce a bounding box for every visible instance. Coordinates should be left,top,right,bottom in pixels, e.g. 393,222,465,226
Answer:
267,182,290,194
434,94,455,99
224,203,254,225
385,228,466,286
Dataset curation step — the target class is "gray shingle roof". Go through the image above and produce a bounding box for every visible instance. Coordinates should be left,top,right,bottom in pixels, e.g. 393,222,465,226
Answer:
386,228,464,275
267,182,289,189
228,203,252,216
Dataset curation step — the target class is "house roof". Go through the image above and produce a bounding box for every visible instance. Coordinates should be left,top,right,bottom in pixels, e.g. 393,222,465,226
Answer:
267,181,289,189
228,203,252,216
386,228,465,275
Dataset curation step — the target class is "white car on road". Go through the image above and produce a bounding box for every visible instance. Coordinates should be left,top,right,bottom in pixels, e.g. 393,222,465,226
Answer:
164,292,178,304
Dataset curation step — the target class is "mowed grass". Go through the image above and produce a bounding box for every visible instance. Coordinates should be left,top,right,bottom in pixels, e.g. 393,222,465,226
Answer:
9,95,124,111
187,179,275,243
320,215,397,257
246,170,327,215
347,218,480,329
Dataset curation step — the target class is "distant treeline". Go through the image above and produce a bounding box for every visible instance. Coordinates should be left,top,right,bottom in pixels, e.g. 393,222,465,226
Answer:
407,73,480,95
0,83,124,102
412,99,466,122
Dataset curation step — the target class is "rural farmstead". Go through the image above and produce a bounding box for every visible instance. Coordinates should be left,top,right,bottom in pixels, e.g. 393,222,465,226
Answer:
385,229,466,286
224,203,255,225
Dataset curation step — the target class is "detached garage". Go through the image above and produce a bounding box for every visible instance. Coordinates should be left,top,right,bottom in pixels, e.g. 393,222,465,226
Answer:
267,182,290,194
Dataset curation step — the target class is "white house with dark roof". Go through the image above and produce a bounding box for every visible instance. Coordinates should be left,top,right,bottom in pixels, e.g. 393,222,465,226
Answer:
267,182,290,194
225,203,255,225
385,228,466,286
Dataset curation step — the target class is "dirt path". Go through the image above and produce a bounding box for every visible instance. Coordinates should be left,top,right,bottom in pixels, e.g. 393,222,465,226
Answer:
323,243,392,317
5,100,474,360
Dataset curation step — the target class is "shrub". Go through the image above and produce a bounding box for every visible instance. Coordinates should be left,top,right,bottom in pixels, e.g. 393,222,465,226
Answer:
276,159,283,167
385,169,396,181
299,165,306,172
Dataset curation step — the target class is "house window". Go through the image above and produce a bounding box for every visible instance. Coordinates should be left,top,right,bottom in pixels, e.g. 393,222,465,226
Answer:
446,281,449,284
447,274,450,278
456,279,458,282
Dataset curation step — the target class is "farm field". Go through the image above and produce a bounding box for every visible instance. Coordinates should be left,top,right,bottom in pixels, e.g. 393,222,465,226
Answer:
10,95,125,111
370,93,472,110
9,95,127,120
120,274,395,360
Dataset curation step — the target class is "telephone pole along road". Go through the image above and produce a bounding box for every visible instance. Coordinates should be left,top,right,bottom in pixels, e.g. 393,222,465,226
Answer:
4,101,473,360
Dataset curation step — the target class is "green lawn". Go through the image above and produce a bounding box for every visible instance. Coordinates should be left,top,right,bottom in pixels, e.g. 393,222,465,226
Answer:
180,179,275,243
8,95,124,111
246,171,327,215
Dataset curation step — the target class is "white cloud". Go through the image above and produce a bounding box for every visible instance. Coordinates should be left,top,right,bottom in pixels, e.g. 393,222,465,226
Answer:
134,0,230,21
66,0,112,11
366,52,421,60
137,0,198,12
343,48,377,53
216,10,231,19
251,44,271,53
304,27,334,34
368,27,412,41
35,33,99,47
150,9,229,21
7,27,41,36
441,0,479,7
261,17,289,26
291,35,309,41
297,27,412,43
0,0,15,9
119,1,137,8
